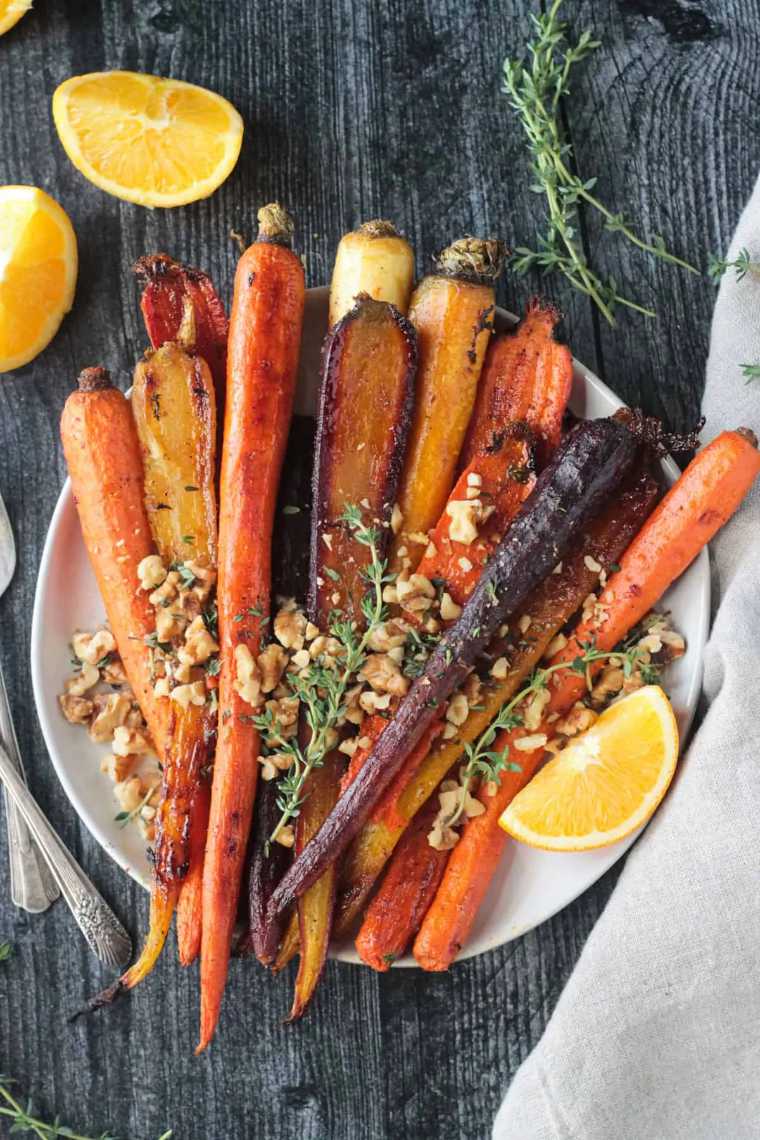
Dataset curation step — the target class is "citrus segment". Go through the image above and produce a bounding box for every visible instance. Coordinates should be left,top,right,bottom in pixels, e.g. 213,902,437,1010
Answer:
52,71,244,208
499,686,679,851
0,0,32,37
0,186,78,372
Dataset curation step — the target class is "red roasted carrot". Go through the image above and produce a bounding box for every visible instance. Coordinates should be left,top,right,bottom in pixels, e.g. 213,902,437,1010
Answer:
134,253,228,403
355,791,449,970
413,428,760,970
414,430,536,606
198,204,304,1052
461,298,572,468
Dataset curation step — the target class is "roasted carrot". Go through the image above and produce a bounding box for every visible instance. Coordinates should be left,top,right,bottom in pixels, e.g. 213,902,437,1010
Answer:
334,467,658,935
413,428,760,970
176,775,210,967
414,429,536,606
329,220,415,328
134,252,228,405
246,777,291,967
355,791,449,970
389,236,507,572
461,298,572,468
264,417,639,927
287,294,417,1019
60,367,167,751
198,204,305,1052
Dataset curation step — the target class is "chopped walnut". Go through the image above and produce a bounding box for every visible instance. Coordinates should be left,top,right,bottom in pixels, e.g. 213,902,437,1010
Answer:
396,572,435,614
178,615,219,667
554,703,597,738
112,725,153,756
155,606,186,642
59,693,94,725
523,687,551,731
65,662,99,696
88,692,132,742
358,689,393,716
74,628,116,666
440,592,462,622
258,643,289,692
114,775,144,814
169,681,206,711
149,570,180,607
490,656,509,680
234,644,262,708
100,753,137,782
275,825,295,848
446,692,469,726
367,620,408,653
137,554,167,591
360,653,410,697
513,732,548,752
101,657,128,686
274,606,307,651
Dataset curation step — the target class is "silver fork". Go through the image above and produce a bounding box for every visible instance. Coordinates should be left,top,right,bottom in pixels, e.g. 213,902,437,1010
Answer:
0,491,59,911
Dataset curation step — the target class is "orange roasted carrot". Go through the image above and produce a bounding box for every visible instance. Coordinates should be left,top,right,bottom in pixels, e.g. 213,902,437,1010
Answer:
355,791,449,970
176,776,210,967
198,204,304,1052
389,236,507,572
414,428,760,970
461,298,572,468
60,367,167,751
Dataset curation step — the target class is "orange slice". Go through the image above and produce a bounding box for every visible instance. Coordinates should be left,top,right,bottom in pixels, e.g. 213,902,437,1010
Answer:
499,686,679,851
52,71,244,208
0,185,78,373
0,1,32,37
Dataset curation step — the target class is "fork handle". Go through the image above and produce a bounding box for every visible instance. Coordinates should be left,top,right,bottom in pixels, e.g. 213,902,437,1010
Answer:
0,739,132,968
0,664,59,911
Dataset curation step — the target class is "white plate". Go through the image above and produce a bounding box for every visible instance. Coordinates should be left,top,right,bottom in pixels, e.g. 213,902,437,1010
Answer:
31,287,710,966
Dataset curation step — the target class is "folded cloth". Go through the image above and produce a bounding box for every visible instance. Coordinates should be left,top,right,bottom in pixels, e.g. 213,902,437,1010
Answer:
494,177,760,1140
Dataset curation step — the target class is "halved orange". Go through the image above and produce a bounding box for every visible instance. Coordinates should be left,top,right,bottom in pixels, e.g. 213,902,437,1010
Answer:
52,71,244,208
499,686,679,851
0,186,78,373
0,0,32,37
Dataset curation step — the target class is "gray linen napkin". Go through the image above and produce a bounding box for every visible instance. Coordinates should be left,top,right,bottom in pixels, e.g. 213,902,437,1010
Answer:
494,178,760,1140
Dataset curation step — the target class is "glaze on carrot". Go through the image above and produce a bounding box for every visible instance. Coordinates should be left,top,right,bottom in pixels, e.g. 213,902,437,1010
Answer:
60,367,167,751
413,428,760,970
197,204,305,1052
389,236,507,573
461,297,572,468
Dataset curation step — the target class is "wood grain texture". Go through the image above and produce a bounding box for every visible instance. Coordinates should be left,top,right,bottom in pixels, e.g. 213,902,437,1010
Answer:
1,0,759,1136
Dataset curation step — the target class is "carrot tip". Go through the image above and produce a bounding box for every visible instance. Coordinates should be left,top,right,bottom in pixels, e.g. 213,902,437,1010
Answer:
737,426,759,449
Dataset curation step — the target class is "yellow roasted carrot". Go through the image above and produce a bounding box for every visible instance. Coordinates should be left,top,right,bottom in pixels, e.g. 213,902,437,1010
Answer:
328,219,415,327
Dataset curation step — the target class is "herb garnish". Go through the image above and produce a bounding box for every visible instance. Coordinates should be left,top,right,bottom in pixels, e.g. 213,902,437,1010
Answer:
114,781,160,829
707,248,760,283
0,1076,172,1140
439,639,659,834
0,942,12,963
503,0,696,324
254,504,393,846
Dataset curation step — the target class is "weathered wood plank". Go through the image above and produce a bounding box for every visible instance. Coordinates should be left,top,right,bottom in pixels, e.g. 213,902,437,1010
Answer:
0,1,756,1137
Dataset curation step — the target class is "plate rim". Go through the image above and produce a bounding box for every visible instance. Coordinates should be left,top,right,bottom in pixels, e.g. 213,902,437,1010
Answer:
30,292,710,968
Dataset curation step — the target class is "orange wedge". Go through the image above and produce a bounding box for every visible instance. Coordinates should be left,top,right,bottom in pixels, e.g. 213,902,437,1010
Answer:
52,71,244,208
0,0,32,36
499,686,679,851
0,185,78,373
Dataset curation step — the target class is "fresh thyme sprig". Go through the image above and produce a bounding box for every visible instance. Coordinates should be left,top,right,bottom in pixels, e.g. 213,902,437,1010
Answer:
740,363,760,384
441,640,659,832
503,0,697,325
113,780,160,829
257,504,393,846
707,247,760,283
0,1076,173,1140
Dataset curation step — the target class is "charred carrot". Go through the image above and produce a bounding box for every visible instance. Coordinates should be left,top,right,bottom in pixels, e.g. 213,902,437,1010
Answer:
198,204,305,1052
134,253,228,404
334,467,658,935
93,312,220,996
414,428,760,970
287,295,417,1019
264,417,639,927
246,778,291,967
60,368,167,751
461,298,572,467
389,237,507,572
329,220,415,328
355,791,449,970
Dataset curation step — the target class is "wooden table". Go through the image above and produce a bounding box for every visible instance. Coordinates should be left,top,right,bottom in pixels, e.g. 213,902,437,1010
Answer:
0,2,756,1136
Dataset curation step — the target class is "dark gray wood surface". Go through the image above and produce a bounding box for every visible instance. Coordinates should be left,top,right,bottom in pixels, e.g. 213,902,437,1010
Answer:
0,1,757,1137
